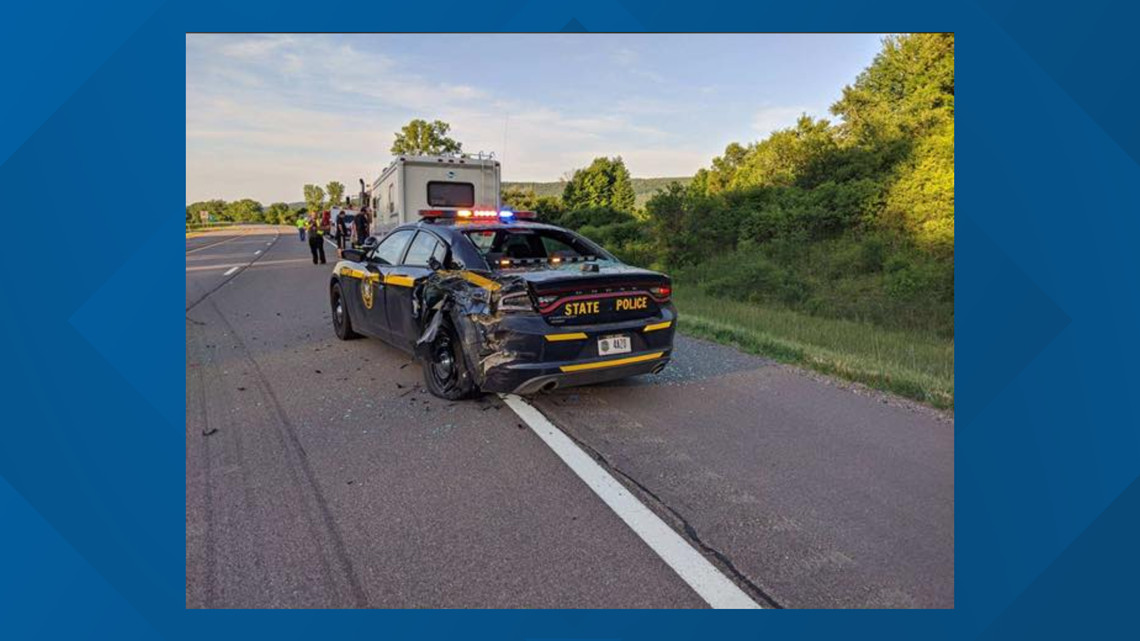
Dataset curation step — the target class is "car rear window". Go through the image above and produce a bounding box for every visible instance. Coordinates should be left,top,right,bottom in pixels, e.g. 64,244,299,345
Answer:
463,228,603,267
427,181,475,208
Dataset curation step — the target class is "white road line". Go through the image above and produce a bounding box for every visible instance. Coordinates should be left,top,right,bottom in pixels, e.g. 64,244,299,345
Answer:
223,266,240,276
185,234,241,255
501,394,762,609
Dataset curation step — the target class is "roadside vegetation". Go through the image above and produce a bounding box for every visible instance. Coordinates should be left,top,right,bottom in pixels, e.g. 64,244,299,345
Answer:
185,180,348,228
675,287,953,408
504,176,692,208
504,34,955,408
187,34,954,408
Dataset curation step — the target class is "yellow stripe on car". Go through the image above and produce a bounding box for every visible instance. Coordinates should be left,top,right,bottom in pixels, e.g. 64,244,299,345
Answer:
459,270,502,291
384,275,415,288
560,352,665,373
340,268,384,283
643,321,672,332
545,332,588,342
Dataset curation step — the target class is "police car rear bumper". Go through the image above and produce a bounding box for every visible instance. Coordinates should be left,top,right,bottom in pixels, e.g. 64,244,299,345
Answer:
477,307,676,394
498,351,671,395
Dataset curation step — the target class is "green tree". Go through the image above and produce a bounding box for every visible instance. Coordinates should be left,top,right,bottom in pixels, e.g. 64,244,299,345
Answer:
303,184,325,214
266,202,293,226
326,181,346,207
832,33,954,145
562,156,636,213
391,119,463,156
186,199,226,223
882,121,954,255
832,33,955,253
704,142,749,193
500,186,540,212
224,198,263,223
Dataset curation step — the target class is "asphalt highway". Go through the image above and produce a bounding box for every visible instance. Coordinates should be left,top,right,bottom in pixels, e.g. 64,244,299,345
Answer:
185,225,953,608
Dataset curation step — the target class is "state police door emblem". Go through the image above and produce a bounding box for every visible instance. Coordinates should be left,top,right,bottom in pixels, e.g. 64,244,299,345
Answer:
361,277,375,309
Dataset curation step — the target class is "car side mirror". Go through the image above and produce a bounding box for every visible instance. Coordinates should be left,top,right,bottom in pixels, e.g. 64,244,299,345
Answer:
341,248,365,262
427,256,443,271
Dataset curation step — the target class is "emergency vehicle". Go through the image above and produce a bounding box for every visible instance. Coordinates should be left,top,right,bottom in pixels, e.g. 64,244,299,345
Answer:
366,154,501,233
330,208,676,399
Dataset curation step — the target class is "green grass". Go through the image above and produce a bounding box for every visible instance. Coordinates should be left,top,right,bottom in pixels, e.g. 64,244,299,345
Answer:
673,286,954,409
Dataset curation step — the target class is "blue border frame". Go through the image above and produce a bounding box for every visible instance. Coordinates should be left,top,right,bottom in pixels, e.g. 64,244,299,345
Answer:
3,0,1136,636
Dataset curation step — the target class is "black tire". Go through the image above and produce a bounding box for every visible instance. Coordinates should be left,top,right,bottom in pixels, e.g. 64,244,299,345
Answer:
422,318,478,400
331,281,361,340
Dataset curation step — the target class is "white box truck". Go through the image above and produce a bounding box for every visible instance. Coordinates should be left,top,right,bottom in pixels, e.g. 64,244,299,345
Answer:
366,154,501,232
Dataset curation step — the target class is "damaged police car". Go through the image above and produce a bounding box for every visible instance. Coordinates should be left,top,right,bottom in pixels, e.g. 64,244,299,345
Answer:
329,209,676,399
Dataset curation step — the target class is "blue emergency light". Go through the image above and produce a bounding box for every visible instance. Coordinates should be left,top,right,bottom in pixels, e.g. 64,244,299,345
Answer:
419,209,536,221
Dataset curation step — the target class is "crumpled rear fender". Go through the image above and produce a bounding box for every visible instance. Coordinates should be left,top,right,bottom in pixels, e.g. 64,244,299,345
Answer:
413,270,528,388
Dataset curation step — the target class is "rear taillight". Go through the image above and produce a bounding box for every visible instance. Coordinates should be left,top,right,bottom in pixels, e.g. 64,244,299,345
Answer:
498,291,535,313
649,285,672,302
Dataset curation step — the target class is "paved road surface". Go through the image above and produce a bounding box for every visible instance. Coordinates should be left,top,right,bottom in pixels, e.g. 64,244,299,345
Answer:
185,226,953,608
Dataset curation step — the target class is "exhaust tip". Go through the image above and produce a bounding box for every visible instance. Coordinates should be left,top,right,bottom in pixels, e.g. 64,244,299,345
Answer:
540,380,559,393
651,363,666,375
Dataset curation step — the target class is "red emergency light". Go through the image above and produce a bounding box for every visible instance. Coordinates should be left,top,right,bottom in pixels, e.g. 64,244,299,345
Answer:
419,209,537,221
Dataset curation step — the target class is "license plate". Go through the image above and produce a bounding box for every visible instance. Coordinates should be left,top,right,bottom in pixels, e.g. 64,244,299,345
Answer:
598,334,631,356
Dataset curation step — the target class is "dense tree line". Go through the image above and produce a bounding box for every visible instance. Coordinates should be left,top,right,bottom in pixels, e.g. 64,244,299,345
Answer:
187,180,350,226
504,34,955,336
186,198,296,225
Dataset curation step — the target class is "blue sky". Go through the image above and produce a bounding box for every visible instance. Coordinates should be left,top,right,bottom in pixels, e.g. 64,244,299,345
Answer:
186,34,884,204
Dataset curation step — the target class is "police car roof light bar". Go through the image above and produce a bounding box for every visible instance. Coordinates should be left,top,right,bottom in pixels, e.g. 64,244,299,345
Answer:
418,209,537,221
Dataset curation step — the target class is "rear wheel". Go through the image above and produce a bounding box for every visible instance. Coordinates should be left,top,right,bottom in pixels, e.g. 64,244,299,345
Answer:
331,281,361,340
423,319,477,400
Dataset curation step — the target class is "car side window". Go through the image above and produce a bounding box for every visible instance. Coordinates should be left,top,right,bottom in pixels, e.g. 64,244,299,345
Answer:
373,230,414,266
403,231,441,268
430,238,448,266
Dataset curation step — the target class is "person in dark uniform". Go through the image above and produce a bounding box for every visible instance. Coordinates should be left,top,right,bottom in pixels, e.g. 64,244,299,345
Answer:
353,208,371,248
335,209,349,250
306,217,326,265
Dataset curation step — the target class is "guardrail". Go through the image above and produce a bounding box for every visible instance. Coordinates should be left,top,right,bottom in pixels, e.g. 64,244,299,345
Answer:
185,221,246,232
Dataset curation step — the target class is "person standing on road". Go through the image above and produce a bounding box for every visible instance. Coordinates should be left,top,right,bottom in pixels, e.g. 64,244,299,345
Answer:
296,215,307,242
335,209,349,250
306,216,326,265
353,207,371,247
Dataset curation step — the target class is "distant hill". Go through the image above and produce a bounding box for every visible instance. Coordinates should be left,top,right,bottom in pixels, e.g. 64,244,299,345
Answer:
505,177,692,207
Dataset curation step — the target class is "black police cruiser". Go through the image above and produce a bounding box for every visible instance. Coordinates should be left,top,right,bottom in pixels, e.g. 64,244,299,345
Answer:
329,209,676,399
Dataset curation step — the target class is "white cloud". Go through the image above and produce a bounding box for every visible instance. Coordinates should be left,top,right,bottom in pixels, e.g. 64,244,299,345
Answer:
217,35,295,59
612,47,639,66
186,35,718,202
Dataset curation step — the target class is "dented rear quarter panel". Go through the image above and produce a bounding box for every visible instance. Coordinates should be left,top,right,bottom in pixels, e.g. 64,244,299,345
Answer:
332,221,677,394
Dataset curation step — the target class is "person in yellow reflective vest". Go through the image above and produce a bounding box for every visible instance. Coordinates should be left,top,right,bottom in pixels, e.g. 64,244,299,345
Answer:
296,215,307,242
